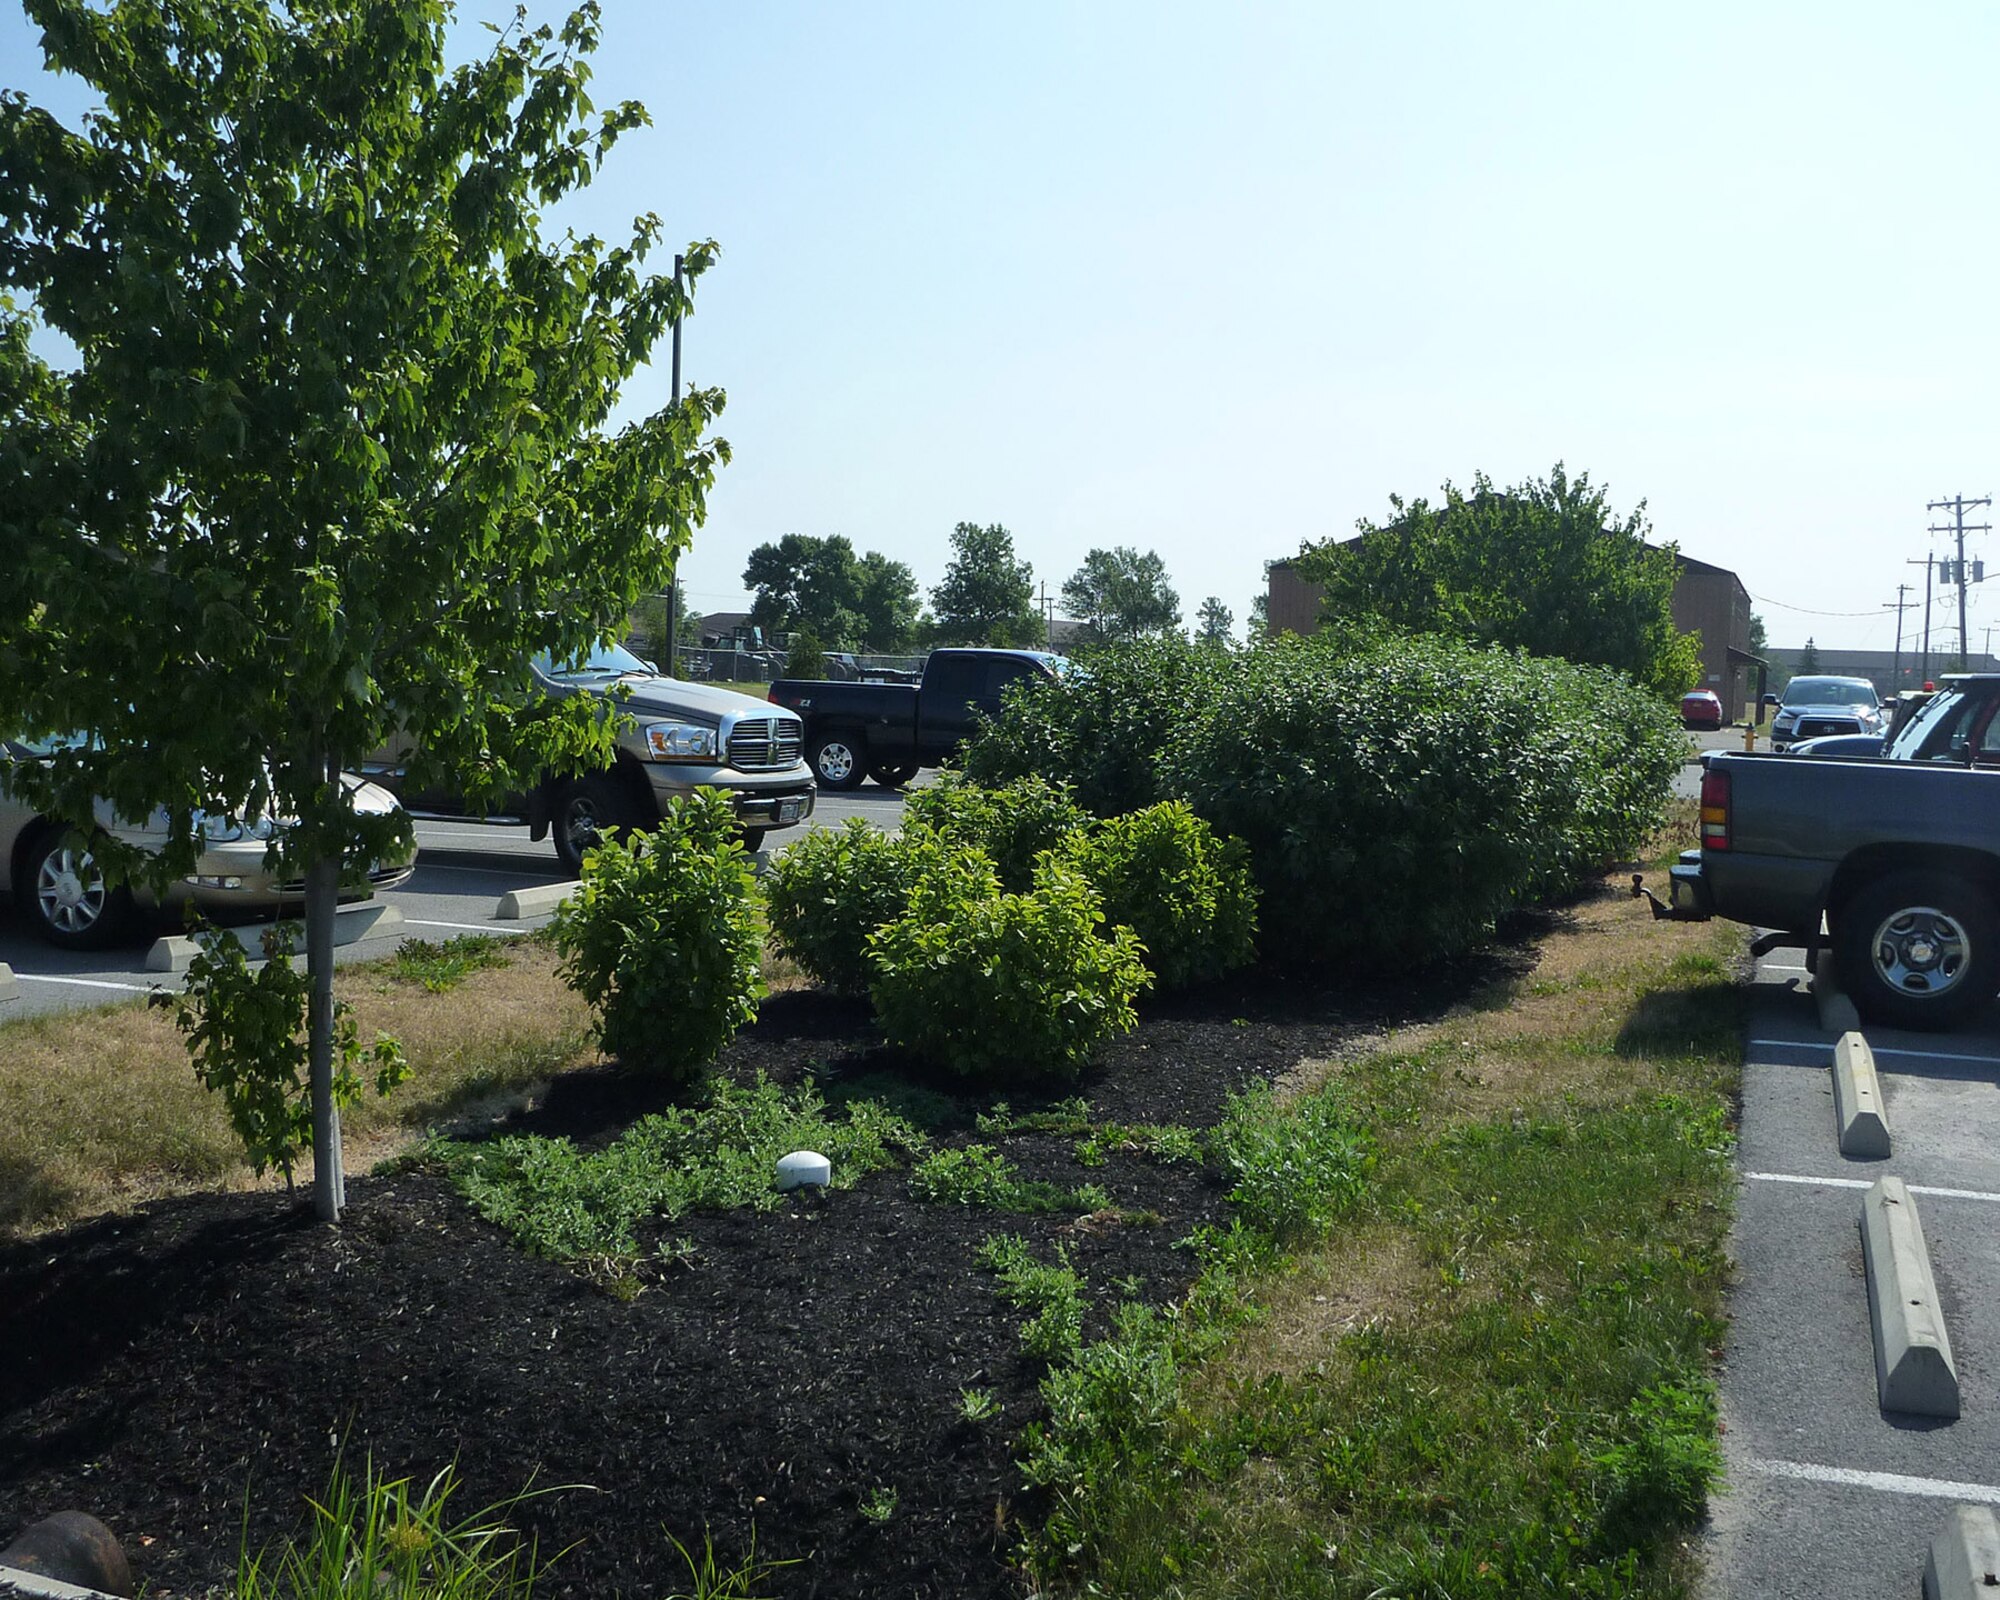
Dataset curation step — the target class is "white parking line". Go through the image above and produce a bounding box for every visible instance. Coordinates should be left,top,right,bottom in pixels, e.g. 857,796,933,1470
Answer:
1747,1457,2000,1505
1749,1037,2000,1069
409,862,557,878
402,919,526,936
1746,1171,2000,1205
15,973,158,994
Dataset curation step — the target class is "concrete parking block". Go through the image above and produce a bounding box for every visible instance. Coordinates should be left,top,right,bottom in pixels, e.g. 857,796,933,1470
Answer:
494,880,580,920
0,1562,123,1599
1832,1031,1892,1159
0,962,17,1003
1814,949,1862,1033
1861,1176,1960,1419
145,902,406,973
1923,1504,2000,1599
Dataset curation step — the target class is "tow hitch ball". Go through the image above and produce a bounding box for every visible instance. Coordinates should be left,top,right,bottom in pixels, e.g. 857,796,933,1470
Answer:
1631,873,1674,920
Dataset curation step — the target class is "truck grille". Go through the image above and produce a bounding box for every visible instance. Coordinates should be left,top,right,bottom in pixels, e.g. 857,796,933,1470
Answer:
728,718,803,771
1797,718,1857,739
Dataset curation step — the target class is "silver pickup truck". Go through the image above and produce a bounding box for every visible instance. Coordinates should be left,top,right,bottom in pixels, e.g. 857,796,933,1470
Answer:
363,640,815,872
1640,674,2000,1030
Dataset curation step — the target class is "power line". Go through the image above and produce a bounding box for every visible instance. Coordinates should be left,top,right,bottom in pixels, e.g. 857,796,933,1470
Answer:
1747,591,1893,618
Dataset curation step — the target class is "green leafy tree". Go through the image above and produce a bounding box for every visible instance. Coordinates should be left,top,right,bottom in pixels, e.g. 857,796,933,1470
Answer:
1196,596,1234,646
1798,637,1821,675
0,0,727,1221
1246,589,1270,643
741,535,919,651
1748,611,1768,657
931,521,1042,646
854,550,921,651
624,583,701,666
1060,546,1181,645
1296,463,1700,696
743,533,863,646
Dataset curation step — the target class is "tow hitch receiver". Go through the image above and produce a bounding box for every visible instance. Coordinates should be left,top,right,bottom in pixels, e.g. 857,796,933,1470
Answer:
1632,867,1713,922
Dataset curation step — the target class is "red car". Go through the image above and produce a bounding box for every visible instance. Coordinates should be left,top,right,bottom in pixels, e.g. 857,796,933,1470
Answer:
1680,689,1724,730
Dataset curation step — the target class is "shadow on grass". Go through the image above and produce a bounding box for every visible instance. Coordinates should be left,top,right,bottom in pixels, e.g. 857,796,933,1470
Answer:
1614,978,1745,1061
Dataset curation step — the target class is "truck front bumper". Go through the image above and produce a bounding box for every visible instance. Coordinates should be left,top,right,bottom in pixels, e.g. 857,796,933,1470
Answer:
639,764,817,831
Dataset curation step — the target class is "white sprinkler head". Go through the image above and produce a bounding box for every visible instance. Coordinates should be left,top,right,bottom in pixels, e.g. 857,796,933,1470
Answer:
775,1149,832,1191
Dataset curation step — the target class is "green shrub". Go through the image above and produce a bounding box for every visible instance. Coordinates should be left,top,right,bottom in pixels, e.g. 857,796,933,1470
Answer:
901,770,1088,890
1211,1082,1376,1241
548,788,763,1082
1161,633,1685,966
1593,1377,1723,1545
868,854,1150,1082
763,818,934,993
961,635,1242,816
1056,801,1258,987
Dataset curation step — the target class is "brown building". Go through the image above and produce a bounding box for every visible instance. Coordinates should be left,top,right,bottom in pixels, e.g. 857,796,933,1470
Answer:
1266,548,1762,718
1669,554,1760,721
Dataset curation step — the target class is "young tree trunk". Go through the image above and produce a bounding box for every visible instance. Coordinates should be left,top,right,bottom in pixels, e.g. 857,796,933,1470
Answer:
305,851,345,1223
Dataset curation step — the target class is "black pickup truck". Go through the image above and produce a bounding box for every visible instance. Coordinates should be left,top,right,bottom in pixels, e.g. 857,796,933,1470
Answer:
767,648,1063,790
1639,673,2000,1029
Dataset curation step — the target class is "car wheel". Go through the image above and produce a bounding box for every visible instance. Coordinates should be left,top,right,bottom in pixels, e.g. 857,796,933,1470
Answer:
552,775,642,876
1833,870,2000,1031
868,763,919,789
16,829,137,950
809,733,868,791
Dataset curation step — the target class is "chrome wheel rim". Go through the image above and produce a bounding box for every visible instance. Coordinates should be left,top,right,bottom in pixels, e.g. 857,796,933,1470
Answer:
36,844,107,935
562,795,602,859
817,742,856,783
1870,905,1969,998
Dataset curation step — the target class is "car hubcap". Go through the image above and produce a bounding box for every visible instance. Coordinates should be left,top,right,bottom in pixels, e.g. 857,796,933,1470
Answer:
1871,906,1968,997
37,846,106,934
819,743,855,782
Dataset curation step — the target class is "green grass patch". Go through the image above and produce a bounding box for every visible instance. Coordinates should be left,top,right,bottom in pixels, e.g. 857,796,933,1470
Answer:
994,912,1742,1599
387,934,512,993
433,1076,926,1269
907,1144,1109,1214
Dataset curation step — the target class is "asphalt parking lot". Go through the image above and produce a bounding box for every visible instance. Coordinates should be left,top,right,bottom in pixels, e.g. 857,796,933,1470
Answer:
0,785,908,1020
1703,952,2000,1597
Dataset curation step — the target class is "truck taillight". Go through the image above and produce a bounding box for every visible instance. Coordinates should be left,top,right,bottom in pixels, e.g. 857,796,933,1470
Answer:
1699,768,1730,851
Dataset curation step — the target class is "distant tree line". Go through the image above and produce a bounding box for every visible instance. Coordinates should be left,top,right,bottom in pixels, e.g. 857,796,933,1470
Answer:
735,523,1227,653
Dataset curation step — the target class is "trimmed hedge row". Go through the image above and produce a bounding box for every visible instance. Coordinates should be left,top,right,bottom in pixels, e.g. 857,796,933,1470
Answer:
967,631,1683,966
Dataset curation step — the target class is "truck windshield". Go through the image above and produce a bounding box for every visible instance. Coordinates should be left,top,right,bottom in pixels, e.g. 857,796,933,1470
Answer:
534,641,650,681
1885,688,1980,761
1781,677,1877,707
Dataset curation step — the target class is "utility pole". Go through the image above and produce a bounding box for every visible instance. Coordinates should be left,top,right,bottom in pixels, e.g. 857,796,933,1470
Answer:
662,252,685,675
1928,494,1992,672
1909,555,1937,685
1038,581,1052,648
1885,583,1913,689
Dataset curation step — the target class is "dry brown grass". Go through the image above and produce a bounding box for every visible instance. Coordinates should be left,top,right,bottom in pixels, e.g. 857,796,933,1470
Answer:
0,938,613,1236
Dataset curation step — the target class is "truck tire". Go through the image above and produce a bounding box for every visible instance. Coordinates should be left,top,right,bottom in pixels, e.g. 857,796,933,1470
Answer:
1832,870,2000,1031
868,763,919,789
552,774,643,876
809,732,868,791
16,828,137,950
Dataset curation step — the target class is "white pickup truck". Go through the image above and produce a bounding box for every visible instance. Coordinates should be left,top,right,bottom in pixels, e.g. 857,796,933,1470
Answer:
363,640,816,871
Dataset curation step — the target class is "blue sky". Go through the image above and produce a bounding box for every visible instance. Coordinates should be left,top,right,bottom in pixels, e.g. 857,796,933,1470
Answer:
7,2,1999,652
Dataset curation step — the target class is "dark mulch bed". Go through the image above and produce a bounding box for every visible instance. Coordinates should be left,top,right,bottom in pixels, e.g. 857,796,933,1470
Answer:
0,943,1536,1599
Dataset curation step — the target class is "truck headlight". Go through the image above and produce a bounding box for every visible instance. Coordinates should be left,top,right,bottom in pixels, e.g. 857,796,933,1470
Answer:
643,722,719,761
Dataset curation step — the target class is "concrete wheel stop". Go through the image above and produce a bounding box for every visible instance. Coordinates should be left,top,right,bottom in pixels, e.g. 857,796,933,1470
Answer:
144,901,404,974
1860,1176,1959,1418
1831,1030,1891,1159
1923,1503,2000,1599
1812,949,1862,1034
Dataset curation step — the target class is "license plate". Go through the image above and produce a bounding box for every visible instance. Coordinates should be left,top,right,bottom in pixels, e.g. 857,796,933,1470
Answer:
777,799,804,823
